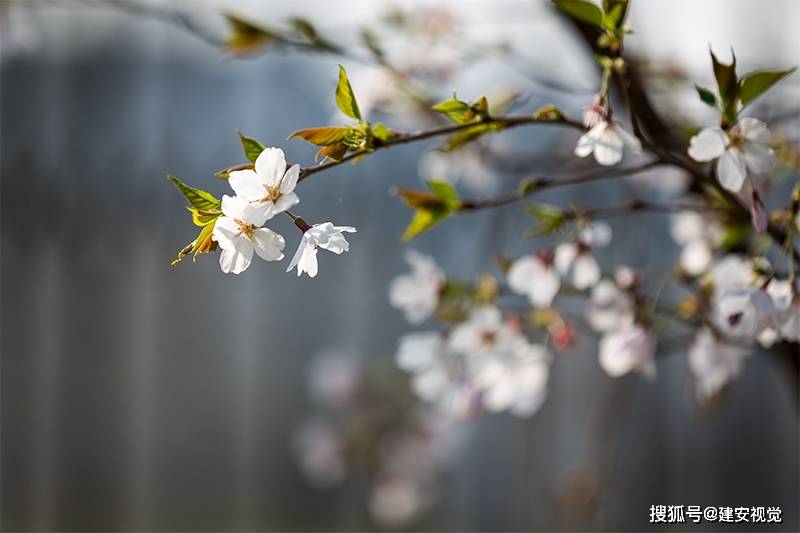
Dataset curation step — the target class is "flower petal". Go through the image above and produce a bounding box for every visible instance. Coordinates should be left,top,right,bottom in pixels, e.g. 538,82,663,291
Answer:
273,192,300,216
212,216,240,249
734,118,770,143
554,243,577,274
688,127,727,162
716,147,747,191
572,254,600,289
219,245,253,274
255,147,287,187
228,169,265,202
592,127,624,166
252,228,285,261
742,142,775,174
280,164,301,194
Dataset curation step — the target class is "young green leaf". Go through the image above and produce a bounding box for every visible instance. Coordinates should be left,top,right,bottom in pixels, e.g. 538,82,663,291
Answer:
289,126,352,146
738,67,796,109
402,209,452,241
335,65,362,121
553,0,605,28
396,181,461,240
166,175,221,211
602,0,629,31
371,122,395,142
444,123,501,151
224,14,280,55
710,48,739,124
237,132,265,163
172,220,218,266
433,96,475,124
427,179,459,203
694,84,718,108
186,207,222,227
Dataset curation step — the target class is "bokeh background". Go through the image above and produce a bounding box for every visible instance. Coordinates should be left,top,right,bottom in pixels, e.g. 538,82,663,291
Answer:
2,1,798,531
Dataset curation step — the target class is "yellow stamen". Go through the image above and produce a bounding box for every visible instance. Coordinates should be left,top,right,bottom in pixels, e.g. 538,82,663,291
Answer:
235,219,254,240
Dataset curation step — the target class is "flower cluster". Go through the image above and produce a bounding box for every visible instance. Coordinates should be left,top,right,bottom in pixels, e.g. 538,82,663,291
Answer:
176,146,356,276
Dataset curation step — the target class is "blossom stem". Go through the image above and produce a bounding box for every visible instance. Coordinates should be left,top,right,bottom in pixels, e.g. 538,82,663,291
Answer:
459,160,662,210
297,114,586,182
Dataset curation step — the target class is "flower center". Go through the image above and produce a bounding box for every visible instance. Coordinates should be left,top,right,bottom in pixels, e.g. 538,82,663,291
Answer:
235,219,254,240
260,185,281,203
480,330,497,346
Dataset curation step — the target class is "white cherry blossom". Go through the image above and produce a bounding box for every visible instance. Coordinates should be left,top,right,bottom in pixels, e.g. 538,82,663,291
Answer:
598,323,656,378
687,118,775,192
756,279,800,346
555,222,612,289
389,250,444,324
449,307,551,417
688,327,749,401
574,120,642,166
287,222,356,278
211,195,285,274
228,147,300,220
507,251,560,308
669,211,723,276
293,418,347,488
395,332,480,418
585,279,635,333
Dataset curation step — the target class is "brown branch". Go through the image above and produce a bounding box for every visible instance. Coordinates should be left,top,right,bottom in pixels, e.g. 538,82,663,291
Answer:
297,114,585,182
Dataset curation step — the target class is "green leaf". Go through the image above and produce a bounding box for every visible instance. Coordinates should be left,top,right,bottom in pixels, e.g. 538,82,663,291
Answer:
525,203,566,236
335,65,361,121
289,126,352,146
553,0,604,28
602,0,629,30
186,206,222,227
532,104,564,121
738,67,796,109
402,209,453,241
172,220,218,266
166,175,221,211
427,179,459,203
237,132,265,163
224,14,280,55
396,181,461,240
694,84,717,108
371,122,395,142
710,48,739,124
444,123,500,151
433,96,475,124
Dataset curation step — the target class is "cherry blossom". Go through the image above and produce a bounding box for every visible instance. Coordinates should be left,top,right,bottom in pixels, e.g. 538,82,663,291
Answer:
448,307,550,417
228,147,300,220
293,418,347,488
756,279,800,346
574,120,642,166
389,250,444,324
395,332,479,418
211,195,285,274
507,251,560,308
555,222,612,289
598,323,656,378
306,349,363,408
687,118,775,192
585,278,635,333
688,327,749,401
287,222,357,278
669,211,723,276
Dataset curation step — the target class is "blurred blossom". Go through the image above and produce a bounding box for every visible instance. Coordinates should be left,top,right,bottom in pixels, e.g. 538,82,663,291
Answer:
555,222,612,289
706,255,771,340
574,120,641,166
585,279,635,333
293,418,347,489
669,211,723,276
306,348,363,408
507,251,560,308
389,250,444,324
396,332,480,418
598,323,656,378
689,327,750,401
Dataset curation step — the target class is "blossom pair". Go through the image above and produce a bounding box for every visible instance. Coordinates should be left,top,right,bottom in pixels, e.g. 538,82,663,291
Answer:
507,222,612,309
212,147,355,276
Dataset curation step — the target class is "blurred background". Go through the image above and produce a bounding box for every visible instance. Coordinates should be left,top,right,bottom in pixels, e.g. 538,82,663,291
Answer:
1,0,798,531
